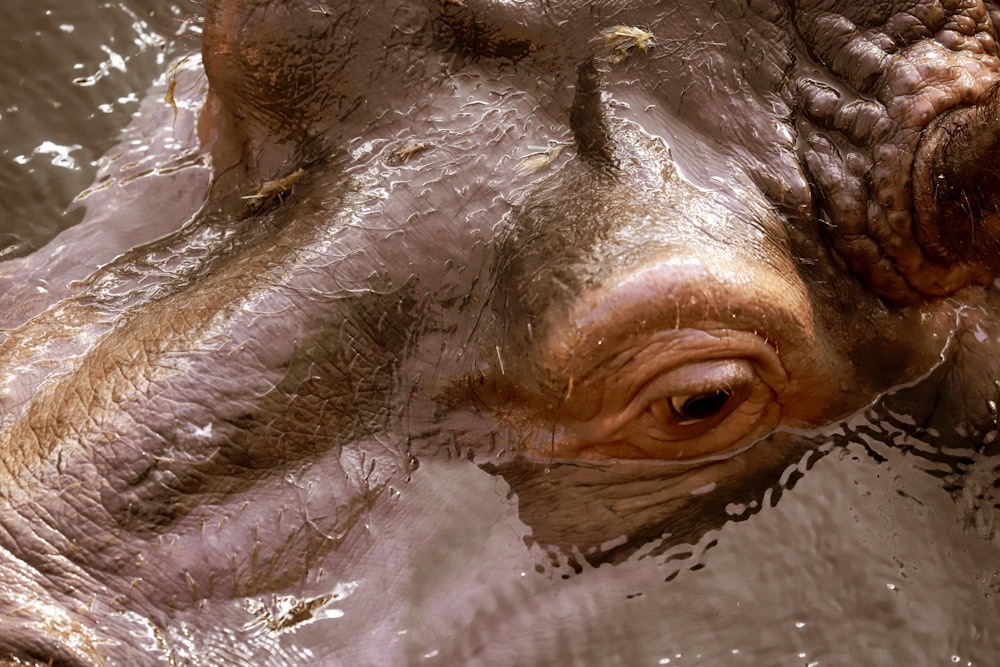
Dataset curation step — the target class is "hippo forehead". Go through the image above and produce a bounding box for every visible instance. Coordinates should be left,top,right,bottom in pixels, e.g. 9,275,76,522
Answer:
204,0,817,331
204,0,1000,304
210,0,806,195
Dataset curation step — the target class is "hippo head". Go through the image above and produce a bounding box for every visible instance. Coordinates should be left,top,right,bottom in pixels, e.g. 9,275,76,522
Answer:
2,0,1000,664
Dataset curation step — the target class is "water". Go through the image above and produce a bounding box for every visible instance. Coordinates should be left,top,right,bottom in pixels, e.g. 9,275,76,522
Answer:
0,0,200,258
367,395,1000,665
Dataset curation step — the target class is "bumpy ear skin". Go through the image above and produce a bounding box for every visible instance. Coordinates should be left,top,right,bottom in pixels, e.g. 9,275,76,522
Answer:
793,2,1000,304
913,83,1000,267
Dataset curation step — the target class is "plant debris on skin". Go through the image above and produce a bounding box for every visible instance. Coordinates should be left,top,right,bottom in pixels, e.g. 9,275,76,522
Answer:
602,25,654,63
386,141,432,165
241,168,306,214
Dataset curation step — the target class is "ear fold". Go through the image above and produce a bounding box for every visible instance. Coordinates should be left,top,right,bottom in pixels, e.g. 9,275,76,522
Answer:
199,0,450,209
793,2,1000,303
913,83,1000,268
201,0,430,160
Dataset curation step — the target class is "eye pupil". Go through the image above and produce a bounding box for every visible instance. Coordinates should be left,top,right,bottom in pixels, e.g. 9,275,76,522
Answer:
671,388,733,422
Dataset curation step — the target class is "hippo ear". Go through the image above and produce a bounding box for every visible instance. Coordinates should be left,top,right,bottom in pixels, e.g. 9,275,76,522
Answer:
200,0,440,205
201,0,423,161
913,84,1000,266
793,2,1000,303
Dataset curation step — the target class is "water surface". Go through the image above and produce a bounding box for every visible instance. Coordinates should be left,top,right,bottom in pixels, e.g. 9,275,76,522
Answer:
0,0,199,258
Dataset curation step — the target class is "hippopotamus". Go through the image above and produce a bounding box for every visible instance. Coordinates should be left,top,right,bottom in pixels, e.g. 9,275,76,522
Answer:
3,0,1000,663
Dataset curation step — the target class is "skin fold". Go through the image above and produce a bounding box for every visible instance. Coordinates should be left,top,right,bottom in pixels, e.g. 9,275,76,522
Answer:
1,0,1000,664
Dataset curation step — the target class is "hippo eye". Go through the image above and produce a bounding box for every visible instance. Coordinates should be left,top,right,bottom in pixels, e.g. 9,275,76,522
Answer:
665,388,734,424
524,332,788,463
648,381,744,432
617,357,778,460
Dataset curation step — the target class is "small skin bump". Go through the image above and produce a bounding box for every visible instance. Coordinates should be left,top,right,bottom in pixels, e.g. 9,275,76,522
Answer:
915,59,945,78
923,83,962,115
896,94,939,127
976,31,996,56
871,142,898,165
809,12,857,49
864,30,896,53
885,59,925,98
883,11,932,47
945,13,978,36
803,141,868,236
874,187,899,211
937,29,967,51
867,163,895,193
868,116,897,145
883,210,923,275
960,80,980,104
962,1,989,24
798,79,841,126
834,38,887,92
880,232,929,278
868,257,914,302
864,199,889,241
832,234,882,271
835,100,891,145
910,1,947,33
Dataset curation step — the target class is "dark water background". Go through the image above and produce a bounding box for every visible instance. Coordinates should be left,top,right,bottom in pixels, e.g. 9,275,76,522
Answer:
0,0,200,258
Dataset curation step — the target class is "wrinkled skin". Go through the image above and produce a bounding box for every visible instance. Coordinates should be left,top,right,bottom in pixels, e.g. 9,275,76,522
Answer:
3,0,1000,664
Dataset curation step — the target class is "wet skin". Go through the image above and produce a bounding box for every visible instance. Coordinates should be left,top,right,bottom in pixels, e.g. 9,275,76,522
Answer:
2,0,1000,664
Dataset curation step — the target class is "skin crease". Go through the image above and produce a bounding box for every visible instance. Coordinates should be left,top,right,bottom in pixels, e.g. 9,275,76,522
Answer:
1,0,1000,664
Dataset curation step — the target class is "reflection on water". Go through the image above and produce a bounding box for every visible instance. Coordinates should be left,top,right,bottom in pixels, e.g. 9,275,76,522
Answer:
0,0,200,258
384,377,1000,666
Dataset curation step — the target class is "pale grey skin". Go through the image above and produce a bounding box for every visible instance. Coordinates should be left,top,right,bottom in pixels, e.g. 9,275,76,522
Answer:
2,0,1000,664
